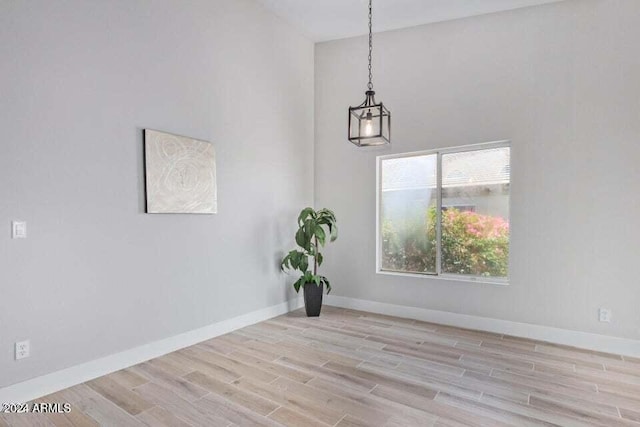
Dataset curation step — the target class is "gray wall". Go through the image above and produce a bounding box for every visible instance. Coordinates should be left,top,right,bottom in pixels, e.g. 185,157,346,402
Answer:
315,0,640,339
0,0,314,387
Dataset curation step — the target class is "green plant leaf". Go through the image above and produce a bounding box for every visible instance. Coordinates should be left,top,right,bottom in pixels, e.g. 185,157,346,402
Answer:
315,225,326,246
329,223,338,242
281,250,295,271
295,227,306,249
298,207,315,226
280,255,289,271
309,223,317,251
304,218,314,238
299,254,309,272
282,250,311,273
316,252,323,267
317,208,336,222
294,251,303,268
322,276,332,294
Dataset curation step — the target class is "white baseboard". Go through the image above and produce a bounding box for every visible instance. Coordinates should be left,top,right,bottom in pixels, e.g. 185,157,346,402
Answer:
5,295,638,404
325,295,640,358
0,297,304,404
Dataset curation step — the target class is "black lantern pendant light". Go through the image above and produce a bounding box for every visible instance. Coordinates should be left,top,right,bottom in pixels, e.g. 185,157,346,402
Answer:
348,0,390,147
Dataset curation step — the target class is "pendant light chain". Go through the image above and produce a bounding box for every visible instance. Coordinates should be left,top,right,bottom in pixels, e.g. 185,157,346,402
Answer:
367,0,373,90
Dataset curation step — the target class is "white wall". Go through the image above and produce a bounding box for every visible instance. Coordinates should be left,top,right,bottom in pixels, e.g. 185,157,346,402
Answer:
0,0,314,387
315,0,640,340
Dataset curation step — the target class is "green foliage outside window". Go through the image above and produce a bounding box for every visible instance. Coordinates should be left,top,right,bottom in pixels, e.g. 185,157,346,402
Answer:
382,207,509,277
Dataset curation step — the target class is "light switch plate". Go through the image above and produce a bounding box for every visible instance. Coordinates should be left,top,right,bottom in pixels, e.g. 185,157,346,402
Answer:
12,221,27,239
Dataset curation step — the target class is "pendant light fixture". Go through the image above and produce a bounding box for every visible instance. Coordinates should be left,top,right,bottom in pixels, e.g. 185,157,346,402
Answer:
348,0,390,147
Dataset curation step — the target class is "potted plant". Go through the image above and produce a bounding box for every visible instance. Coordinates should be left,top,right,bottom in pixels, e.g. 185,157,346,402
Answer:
281,207,338,317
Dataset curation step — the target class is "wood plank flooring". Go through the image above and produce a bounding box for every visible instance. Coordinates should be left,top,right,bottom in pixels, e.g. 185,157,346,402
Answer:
3,306,640,426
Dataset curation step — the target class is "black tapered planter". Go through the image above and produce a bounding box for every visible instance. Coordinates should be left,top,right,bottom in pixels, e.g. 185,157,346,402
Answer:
303,282,323,317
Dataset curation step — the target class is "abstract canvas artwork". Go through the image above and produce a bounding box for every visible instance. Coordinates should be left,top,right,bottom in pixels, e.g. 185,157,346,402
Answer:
144,129,217,214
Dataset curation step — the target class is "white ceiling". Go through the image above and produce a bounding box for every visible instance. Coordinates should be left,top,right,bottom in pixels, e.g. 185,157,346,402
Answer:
256,0,565,42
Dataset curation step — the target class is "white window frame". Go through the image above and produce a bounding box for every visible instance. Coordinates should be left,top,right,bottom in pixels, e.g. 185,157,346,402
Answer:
376,140,511,285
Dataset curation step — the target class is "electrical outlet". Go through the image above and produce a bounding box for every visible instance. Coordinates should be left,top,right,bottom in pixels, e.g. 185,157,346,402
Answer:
599,308,612,323
12,221,27,239
15,340,30,360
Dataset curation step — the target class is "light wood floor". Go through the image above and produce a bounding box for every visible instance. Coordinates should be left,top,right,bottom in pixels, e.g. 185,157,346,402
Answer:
3,306,640,427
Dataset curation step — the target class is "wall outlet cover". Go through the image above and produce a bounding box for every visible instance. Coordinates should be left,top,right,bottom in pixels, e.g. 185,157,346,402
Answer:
598,308,612,323
12,221,27,239
15,340,30,360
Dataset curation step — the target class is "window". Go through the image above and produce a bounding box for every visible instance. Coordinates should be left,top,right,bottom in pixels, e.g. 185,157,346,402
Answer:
378,141,510,282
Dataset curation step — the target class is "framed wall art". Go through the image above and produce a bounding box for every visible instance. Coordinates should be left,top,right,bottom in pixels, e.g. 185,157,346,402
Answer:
144,129,217,214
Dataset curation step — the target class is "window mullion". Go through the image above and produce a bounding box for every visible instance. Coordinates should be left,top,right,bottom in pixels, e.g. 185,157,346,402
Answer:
436,152,443,276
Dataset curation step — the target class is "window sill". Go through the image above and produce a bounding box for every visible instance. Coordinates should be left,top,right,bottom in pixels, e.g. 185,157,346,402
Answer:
377,269,510,286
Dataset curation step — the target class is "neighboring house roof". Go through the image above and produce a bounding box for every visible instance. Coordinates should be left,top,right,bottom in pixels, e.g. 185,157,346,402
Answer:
382,147,510,191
